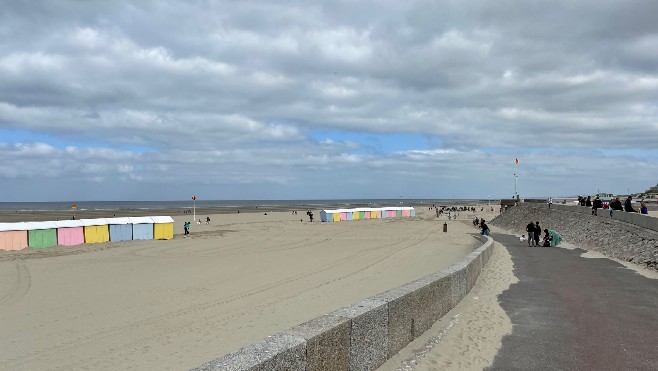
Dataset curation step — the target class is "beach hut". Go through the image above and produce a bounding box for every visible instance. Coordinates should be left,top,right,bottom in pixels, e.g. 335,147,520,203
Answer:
81,218,110,244
352,210,360,220
55,220,85,246
129,217,154,240
332,212,341,222
24,221,58,248
107,217,133,242
151,216,174,240
0,223,28,251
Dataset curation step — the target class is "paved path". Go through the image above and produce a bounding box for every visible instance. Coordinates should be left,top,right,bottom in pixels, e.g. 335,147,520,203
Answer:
487,232,658,371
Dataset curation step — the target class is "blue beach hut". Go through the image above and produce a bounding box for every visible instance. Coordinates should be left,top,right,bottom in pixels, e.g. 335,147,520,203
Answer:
107,217,133,242
129,217,154,240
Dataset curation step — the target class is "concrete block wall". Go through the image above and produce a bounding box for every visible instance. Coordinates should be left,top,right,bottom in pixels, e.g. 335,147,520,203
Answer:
192,236,495,371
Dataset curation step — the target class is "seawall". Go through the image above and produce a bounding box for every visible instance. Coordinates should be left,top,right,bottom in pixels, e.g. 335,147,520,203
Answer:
492,203,658,271
192,235,494,370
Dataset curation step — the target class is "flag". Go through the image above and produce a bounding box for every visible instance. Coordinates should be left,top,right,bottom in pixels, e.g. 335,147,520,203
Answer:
71,204,77,209
515,158,519,166
192,195,196,201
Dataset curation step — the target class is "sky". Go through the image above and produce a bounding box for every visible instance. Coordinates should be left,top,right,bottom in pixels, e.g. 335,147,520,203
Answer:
1,0,657,202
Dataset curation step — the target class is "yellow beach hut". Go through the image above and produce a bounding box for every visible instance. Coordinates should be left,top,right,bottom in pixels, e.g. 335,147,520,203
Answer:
151,216,174,240
81,218,110,244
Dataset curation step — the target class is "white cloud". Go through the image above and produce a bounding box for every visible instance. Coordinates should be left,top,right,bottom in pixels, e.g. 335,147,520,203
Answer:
1,0,657,200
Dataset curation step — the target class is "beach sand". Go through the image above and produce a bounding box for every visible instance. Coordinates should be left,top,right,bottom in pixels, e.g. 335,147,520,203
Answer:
377,230,516,371
0,205,497,370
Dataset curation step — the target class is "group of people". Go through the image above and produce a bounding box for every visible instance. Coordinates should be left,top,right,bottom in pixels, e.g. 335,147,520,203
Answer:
608,196,648,215
525,220,562,247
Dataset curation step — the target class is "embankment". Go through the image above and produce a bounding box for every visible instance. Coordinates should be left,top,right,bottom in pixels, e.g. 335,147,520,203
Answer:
491,204,658,271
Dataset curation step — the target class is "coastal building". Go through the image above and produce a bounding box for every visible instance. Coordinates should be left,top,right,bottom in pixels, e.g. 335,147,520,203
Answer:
81,218,110,244
642,183,658,197
24,221,58,248
0,223,28,251
107,217,133,242
55,219,85,246
320,207,415,222
129,217,155,240
151,216,174,240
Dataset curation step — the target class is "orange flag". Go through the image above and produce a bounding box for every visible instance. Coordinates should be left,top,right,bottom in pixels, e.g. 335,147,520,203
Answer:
515,158,519,166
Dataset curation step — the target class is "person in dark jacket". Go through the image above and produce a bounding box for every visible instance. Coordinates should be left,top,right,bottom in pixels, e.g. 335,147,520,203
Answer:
592,196,602,215
624,196,638,213
526,221,536,246
534,221,541,246
609,197,623,217
585,196,592,207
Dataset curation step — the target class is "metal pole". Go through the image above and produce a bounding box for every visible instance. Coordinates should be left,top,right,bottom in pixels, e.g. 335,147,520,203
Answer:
514,173,518,200
193,199,196,222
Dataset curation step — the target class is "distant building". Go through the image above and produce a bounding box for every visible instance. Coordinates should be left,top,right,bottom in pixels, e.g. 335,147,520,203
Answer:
645,183,658,195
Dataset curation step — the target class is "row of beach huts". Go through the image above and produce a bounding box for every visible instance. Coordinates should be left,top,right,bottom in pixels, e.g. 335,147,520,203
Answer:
0,216,175,251
320,207,415,222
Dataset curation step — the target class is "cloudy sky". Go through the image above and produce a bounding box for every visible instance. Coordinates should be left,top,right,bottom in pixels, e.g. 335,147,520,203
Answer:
1,0,657,202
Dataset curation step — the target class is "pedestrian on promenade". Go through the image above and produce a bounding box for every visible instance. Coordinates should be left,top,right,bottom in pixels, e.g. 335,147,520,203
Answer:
548,197,553,209
526,221,536,246
624,196,638,213
592,196,602,215
534,221,541,246
586,196,592,207
479,219,489,236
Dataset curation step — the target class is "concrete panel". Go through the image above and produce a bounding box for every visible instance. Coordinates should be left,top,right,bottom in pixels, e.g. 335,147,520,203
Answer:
449,263,469,307
192,333,306,371
646,217,658,233
330,299,388,371
284,315,351,371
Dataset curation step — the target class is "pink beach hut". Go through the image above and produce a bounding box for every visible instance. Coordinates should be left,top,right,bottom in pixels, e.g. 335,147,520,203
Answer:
55,220,85,246
0,223,28,251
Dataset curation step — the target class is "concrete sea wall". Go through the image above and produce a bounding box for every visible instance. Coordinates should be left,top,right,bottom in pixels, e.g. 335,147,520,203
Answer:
492,203,658,271
192,236,494,371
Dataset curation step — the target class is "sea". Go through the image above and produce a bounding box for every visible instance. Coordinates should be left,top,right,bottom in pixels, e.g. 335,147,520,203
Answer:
0,199,491,212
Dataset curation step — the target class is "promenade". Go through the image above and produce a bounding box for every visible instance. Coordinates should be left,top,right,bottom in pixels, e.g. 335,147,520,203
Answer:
487,232,658,370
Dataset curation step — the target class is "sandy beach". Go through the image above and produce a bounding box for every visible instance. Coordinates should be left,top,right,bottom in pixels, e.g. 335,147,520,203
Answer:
0,204,499,370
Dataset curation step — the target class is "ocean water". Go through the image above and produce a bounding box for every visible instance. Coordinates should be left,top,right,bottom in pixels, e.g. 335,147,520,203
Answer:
0,199,488,212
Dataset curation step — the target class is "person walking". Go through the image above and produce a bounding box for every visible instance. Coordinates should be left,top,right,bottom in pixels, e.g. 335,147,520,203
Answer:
592,196,602,215
526,221,536,246
585,196,592,207
534,221,542,246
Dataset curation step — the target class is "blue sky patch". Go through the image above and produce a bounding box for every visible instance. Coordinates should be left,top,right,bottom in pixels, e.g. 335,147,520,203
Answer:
309,130,436,154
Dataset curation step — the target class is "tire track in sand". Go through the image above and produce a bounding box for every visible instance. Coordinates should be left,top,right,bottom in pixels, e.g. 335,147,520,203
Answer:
0,260,31,308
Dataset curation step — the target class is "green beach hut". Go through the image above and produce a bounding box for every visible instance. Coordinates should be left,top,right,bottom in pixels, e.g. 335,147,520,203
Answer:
25,221,58,248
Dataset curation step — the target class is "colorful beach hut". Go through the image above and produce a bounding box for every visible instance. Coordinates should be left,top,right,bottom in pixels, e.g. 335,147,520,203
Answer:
129,217,154,240
0,223,28,251
151,216,174,240
55,220,85,246
24,221,58,248
107,217,133,242
81,218,110,244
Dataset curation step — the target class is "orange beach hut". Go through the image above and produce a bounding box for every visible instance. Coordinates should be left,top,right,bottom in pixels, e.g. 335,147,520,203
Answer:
0,223,28,251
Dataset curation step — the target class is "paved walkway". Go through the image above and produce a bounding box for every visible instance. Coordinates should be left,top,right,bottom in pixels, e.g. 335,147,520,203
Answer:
487,232,658,371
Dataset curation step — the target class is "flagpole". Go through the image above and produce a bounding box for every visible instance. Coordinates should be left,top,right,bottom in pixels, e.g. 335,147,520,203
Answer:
192,195,197,223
